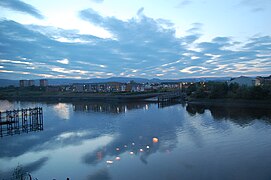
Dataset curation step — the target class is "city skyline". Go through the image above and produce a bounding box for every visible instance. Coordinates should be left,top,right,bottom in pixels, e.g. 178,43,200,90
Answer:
0,0,271,80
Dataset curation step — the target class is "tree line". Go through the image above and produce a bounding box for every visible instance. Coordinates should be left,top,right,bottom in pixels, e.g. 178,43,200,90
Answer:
186,82,271,100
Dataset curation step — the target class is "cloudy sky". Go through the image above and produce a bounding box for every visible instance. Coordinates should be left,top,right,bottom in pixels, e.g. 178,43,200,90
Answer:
0,0,270,80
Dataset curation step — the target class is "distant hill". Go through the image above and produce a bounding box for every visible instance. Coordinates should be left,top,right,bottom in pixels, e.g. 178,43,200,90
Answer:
0,79,19,87
0,77,231,87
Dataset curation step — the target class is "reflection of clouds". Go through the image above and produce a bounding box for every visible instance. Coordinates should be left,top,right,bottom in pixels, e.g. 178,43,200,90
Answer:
0,100,14,111
34,130,97,151
84,139,144,165
0,134,113,179
100,138,161,166
82,119,177,166
87,168,111,180
56,130,92,141
53,103,71,120
0,157,49,179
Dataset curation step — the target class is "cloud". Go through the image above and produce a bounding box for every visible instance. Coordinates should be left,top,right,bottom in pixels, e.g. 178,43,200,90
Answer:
0,0,44,19
186,23,203,34
90,0,104,3
0,10,270,80
137,7,144,16
239,0,270,12
176,0,192,8
78,8,184,75
57,58,69,64
180,66,208,74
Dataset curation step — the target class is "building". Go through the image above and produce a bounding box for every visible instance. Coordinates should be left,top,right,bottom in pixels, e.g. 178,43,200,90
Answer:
106,82,121,92
88,83,98,92
106,82,127,92
126,83,144,92
97,83,107,92
19,80,28,87
72,83,86,92
40,79,48,87
19,80,35,87
255,76,271,86
28,80,35,86
228,76,255,87
161,82,181,90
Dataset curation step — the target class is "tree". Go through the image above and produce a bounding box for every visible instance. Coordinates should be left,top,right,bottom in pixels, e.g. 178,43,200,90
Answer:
209,82,228,99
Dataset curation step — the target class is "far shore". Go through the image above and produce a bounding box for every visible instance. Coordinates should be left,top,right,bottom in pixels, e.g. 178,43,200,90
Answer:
188,98,271,108
0,92,162,102
1,90,271,108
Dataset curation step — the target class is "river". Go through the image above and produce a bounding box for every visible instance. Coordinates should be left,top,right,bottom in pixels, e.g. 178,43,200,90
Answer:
0,100,271,180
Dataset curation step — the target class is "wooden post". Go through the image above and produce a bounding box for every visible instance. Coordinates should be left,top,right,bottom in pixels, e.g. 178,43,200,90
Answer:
39,107,43,130
0,111,2,137
14,109,20,134
0,107,43,137
29,108,33,130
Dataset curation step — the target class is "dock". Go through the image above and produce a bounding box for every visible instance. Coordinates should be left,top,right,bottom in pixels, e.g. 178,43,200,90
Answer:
157,91,186,102
0,107,43,137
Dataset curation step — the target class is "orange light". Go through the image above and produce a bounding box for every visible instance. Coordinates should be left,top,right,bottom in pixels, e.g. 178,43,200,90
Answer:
152,137,159,143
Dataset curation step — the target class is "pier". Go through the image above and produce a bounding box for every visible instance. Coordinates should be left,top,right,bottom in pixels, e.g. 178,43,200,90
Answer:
0,107,43,137
157,91,186,102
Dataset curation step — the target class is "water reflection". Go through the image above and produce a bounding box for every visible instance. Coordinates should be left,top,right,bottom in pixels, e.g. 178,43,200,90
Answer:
53,103,71,120
72,101,150,114
158,101,185,109
186,103,271,125
0,100,14,111
0,157,49,179
87,168,111,180
1,100,271,179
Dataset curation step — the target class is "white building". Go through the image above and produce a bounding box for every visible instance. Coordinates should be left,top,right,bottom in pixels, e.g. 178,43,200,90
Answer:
228,76,255,87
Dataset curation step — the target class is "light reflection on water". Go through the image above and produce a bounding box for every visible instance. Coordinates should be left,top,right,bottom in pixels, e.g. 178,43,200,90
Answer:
53,103,72,120
0,100,271,180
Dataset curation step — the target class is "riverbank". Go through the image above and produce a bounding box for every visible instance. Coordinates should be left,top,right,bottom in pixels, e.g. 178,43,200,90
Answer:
0,92,161,102
188,98,271,108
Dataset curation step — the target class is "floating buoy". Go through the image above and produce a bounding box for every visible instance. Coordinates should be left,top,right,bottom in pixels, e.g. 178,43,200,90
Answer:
139,149,144,152
116,147,120,151
132,143,135,146
146,146,150,149
115,156,121,160
152,137,159,143
130,151,134,155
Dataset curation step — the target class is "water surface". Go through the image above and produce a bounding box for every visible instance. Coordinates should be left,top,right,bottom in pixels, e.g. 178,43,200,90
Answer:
0,100,271,180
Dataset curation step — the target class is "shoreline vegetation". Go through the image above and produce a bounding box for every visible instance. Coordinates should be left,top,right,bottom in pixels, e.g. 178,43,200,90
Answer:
186,81,271,108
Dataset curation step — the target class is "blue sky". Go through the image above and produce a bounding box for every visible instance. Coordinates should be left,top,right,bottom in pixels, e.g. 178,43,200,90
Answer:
0,0,270,79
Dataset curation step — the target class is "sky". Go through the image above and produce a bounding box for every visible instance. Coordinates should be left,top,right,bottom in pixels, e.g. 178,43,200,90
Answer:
0,0,270,80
